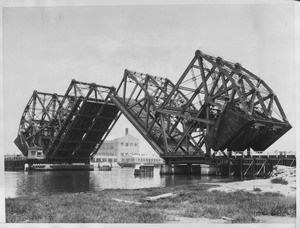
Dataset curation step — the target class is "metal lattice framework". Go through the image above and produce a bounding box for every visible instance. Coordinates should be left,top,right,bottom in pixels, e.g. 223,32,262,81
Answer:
110,50,291,162
15,80,121,162
14,91,65,156
173,50,291,153
110,69,209,162
15,50,292,163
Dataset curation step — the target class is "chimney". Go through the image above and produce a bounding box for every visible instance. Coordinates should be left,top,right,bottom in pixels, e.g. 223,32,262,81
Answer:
125,128,128,135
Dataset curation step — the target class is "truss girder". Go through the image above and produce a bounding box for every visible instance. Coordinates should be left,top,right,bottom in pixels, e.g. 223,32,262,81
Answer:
14,91,66,156
111,69,208,158
112,50,291,156
15,50,292,162
159,50,291,152
15,80,120,162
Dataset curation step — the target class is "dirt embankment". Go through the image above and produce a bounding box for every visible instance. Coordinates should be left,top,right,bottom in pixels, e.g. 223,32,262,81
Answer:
208,165,296,197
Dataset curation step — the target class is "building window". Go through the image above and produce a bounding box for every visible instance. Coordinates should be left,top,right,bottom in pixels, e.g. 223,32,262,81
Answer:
126,143,128,146
114,158,117,162
135,143,138,147
108,158,112,162
121,142,124,146
121,153,124,156
103,158,107,162
130,143,133,146
37,152,43,157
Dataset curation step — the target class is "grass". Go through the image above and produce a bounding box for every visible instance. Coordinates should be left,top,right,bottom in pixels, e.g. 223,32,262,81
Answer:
6,191,166,223
6,183,296,223
270,177,288,185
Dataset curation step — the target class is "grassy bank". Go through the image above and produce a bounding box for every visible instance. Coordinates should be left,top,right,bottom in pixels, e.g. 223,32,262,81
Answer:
6,183,296,223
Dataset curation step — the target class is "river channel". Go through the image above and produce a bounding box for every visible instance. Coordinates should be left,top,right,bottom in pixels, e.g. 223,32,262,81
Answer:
5,166,237,198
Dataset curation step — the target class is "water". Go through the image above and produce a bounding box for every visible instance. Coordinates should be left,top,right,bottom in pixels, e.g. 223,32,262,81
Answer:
5,166,236,198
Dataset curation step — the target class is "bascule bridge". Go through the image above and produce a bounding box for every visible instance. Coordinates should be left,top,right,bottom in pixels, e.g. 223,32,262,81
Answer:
13,50,293,174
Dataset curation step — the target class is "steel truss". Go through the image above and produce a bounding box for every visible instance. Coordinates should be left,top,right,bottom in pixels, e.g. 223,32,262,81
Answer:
111,50,291,160
15,80,120,162
110,69,210,160
14,91,65,156
182,50,291,152
15,50,292,163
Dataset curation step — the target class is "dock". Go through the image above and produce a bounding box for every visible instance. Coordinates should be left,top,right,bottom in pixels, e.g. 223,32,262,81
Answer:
215,154,296,177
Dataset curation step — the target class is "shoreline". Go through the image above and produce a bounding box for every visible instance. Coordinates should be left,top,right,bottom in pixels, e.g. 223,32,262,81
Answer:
207,177,296,197
6,170,296,224
207,165,296,197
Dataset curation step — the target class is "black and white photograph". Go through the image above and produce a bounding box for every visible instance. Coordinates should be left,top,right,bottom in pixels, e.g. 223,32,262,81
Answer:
1,0,299,226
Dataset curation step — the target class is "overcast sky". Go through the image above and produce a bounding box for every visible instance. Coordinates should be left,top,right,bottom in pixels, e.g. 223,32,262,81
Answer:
2,2,296,155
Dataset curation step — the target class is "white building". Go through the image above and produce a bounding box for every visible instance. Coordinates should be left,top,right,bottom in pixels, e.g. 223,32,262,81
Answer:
4,152,26,160
93,128,164,165
120,153,164,166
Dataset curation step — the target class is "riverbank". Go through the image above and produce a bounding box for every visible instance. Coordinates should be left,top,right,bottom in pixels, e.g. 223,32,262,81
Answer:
6,170,296,223
208,165,296,197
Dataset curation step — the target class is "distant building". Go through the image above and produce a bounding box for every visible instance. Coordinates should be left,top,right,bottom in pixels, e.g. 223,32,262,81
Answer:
120,153,164,166
93,128,164,165
5,147,44,161
4,153,26,161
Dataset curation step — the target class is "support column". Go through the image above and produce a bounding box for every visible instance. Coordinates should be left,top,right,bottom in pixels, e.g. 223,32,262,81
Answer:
160,164,174,175
200,164,217,175
247,147,251,157
228,158,231,177
173,164,191,174
191,164,201,175
239,159,242,177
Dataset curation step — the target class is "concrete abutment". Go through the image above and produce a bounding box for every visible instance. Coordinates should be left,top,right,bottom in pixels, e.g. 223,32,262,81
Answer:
160,164,217,175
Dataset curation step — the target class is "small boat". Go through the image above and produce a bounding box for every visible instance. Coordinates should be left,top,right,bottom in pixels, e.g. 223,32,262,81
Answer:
134,164,154,176
98,162,112,171
117,162,136,168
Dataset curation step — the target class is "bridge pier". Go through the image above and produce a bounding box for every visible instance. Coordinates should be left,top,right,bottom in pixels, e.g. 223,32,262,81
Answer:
191,164,201,175
160,164,219,175
200,164,218,175
160,165,174,175
173,164,192,174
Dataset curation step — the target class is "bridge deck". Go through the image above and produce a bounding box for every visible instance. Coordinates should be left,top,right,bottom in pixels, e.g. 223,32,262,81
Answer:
46,99,119,162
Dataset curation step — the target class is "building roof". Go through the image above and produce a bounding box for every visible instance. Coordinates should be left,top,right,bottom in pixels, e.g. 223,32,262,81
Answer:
114,133,139,142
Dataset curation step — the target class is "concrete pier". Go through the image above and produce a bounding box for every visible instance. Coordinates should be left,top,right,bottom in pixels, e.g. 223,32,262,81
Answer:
191,164,201,175
161,164,216,175
173,164,191,174
200,164,217,175
160,165,174,175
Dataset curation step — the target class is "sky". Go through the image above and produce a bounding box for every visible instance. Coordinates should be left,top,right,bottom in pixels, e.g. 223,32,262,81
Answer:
2,2,296,156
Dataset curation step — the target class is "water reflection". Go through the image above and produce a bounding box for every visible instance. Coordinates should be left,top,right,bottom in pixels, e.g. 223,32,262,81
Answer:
5,166,236,198
12,171,91,197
